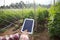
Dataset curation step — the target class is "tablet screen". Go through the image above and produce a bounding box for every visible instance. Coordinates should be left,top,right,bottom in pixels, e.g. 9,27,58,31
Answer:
21,19,34,34
22,20,33,32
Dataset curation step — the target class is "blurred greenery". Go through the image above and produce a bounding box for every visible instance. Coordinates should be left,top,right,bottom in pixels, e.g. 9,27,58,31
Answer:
0,8,48,33
48,2,60,40
0,2,60,40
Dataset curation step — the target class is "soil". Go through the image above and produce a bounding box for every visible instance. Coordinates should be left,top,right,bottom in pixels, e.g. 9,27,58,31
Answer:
0,27,49,40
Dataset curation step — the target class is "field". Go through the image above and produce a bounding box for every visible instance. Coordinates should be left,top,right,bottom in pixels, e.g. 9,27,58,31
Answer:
0,2,60,40
0,8,49,40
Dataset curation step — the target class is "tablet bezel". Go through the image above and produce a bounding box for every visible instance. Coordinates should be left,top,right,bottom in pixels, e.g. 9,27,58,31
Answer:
21,18,34,34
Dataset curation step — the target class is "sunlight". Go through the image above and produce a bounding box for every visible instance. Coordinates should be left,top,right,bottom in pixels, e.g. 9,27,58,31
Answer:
0,0,52,6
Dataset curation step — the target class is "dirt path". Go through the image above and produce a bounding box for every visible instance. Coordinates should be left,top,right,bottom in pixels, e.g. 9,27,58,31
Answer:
33,29,49,40
0,27,49,40
0,27,20,36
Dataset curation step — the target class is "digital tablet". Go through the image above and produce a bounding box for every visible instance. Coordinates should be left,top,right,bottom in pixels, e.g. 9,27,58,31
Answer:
21,18,34,34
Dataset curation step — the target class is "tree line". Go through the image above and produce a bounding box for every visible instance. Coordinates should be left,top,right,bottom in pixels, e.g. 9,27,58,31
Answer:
0,1,51,9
